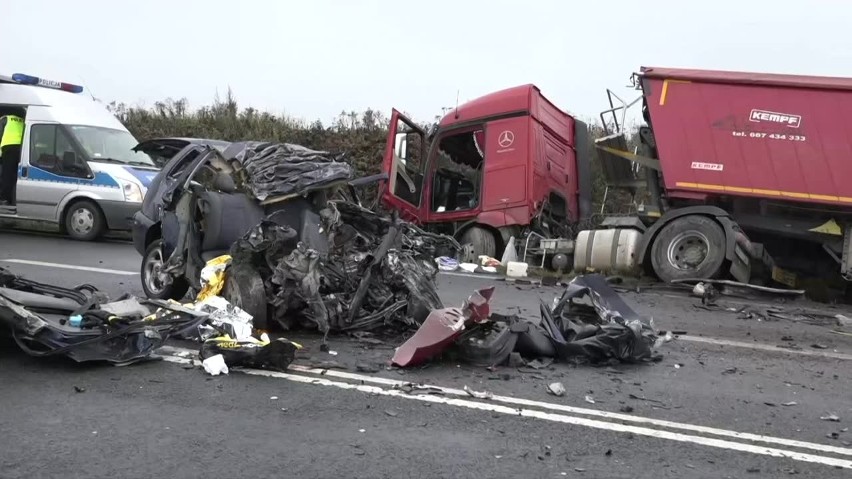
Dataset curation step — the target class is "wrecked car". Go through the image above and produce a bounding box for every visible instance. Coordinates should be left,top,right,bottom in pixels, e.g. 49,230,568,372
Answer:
132,138,459,336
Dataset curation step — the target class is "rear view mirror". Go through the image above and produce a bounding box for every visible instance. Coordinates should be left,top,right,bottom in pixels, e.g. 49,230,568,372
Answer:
62,151,78,167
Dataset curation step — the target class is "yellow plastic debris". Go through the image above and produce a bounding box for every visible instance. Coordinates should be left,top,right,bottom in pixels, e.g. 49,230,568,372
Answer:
809,219,842,236
196,255,232,302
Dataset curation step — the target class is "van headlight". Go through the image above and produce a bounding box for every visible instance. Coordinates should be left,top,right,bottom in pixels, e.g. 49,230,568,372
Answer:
119,179,144,203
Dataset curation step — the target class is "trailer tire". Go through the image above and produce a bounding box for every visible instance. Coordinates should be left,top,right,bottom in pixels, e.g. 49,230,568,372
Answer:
459,226,497,264
651,215,726,283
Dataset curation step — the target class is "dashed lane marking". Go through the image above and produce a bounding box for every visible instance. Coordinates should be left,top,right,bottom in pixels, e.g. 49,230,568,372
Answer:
159,346,852,469
0,259,138,276
679,335,852,361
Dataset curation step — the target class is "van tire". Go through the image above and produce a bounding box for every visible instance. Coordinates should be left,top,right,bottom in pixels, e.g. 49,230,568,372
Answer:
64,200,105,241
459,226,497,263
141,239,189,300
651,215,727,283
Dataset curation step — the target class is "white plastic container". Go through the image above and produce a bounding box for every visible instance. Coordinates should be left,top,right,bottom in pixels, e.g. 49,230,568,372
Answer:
573,228,643,275
506,261,529,278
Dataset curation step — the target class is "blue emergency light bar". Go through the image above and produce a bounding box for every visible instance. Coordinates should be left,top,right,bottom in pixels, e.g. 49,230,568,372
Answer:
11,73,84,94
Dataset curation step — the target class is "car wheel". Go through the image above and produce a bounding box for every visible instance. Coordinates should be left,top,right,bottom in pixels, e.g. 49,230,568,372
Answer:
458,226,497,264
222,264,268,331
141,239,189,300
651,215,727,283
64,200,105,241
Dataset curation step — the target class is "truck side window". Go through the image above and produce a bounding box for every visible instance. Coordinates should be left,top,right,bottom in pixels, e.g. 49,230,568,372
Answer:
29,125,89,178
431,129,484,212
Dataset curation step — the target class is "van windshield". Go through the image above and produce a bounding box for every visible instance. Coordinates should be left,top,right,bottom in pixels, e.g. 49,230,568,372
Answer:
67,125,155,167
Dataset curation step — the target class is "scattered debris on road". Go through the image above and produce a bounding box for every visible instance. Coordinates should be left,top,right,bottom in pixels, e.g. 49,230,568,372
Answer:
0,267,207,365
821,413,841,422
547,382,566,397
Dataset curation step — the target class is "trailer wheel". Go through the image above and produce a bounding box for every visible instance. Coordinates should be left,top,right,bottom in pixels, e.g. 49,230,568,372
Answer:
459,226,497,264
651,215,726,282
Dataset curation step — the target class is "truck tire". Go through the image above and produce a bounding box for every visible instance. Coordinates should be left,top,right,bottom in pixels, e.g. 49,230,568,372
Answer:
141,239,189,300
650,215,726,283
459,226,497,263
222,265,269,331
64,200,105,241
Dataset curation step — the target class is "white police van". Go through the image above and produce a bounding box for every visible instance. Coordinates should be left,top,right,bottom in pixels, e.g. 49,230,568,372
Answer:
0,72,157,241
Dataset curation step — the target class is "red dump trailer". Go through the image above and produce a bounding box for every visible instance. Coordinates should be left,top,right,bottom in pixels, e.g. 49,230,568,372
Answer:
379,66,852,289
590,66,852,287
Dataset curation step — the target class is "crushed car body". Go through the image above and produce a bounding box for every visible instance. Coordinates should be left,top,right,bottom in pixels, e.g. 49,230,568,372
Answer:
136,139,458,341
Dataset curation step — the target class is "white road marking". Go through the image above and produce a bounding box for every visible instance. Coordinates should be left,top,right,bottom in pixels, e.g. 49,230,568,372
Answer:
159,353,852,469
0,259,138,276
159,346,852,460
679,335,852,361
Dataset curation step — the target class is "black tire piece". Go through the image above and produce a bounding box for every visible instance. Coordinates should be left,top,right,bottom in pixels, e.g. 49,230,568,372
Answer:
459,226,497,263
651,215,727,283
222,265,269,331
64,200,105,241
141,239,189,300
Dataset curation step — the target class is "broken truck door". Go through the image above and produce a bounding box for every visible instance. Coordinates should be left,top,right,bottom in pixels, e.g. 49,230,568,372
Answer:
426,126,485,220
382,109,426,223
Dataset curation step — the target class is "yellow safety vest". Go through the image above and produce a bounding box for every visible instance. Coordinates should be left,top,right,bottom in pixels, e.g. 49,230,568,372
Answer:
0,115,24,148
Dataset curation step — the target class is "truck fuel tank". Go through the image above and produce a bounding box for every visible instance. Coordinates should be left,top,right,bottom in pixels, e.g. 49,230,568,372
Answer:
573,228,643,276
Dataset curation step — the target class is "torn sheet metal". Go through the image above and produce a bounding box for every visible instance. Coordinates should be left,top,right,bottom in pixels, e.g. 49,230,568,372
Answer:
228,198,454,337
541,274,661,363
391,307,466,367
0,267,206,365
232,142,353,202
194,295,254,341
391,288,497,367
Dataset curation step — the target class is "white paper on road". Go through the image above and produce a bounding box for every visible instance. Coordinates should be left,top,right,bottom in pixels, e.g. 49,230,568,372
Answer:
202,354,229,375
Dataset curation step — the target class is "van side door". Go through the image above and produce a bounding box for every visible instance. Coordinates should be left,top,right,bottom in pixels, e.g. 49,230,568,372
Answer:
17,123,92,221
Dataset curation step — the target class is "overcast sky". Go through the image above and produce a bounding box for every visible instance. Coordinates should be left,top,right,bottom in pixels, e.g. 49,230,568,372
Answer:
3,0,848,125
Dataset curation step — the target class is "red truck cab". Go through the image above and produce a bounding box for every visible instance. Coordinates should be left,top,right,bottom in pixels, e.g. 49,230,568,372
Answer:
381,85,592,260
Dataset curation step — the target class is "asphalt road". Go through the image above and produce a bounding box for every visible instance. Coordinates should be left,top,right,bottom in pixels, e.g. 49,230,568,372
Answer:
2,229,852,478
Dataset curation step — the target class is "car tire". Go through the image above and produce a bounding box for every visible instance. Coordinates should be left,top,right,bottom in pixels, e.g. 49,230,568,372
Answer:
64,200,105,241
222,264,269,331
651,215,727,283
459,226,497,264
141,239,189,300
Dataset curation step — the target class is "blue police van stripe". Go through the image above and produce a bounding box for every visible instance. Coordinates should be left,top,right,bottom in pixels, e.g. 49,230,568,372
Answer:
21,166,120,188
123,166,157,188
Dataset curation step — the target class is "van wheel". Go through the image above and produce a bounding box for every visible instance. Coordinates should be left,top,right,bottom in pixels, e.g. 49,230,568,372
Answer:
459,226,497,264
64,200,105,241
651,215,727,283
141,239,189,300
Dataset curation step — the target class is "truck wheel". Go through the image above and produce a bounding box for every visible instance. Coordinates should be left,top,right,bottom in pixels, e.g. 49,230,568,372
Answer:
459,226,497,264
64,200,105,241
222,265,269,331
651,215,726,282
141,239,189,300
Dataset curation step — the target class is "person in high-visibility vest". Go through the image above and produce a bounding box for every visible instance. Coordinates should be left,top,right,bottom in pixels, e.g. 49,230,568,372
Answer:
0,114,24,207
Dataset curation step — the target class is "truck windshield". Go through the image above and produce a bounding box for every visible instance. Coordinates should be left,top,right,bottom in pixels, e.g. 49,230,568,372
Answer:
67,125,155,167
